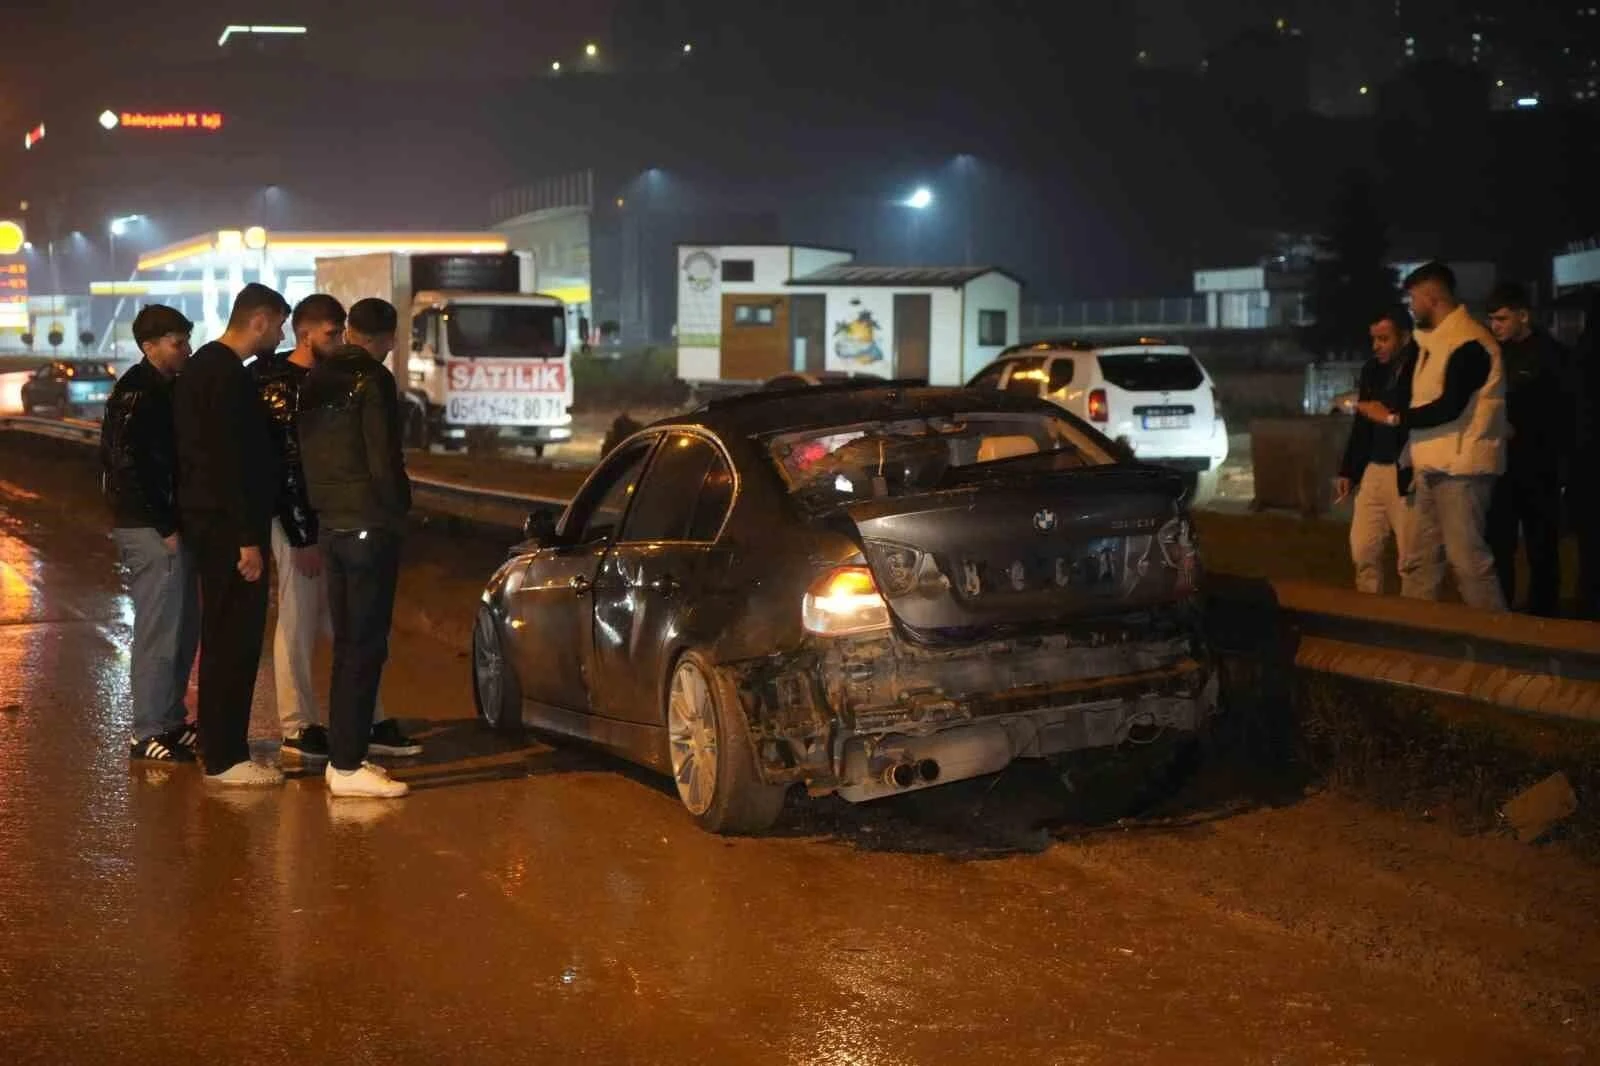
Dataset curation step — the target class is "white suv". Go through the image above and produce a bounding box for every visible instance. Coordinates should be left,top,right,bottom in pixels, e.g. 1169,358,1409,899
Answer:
968,339,1229,479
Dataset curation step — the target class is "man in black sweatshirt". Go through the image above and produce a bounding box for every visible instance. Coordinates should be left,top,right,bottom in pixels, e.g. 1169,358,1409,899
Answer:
100,304,200,762
299,298,413,799
1485,282,1570,616
173,283,289,786
1337,306,1418,594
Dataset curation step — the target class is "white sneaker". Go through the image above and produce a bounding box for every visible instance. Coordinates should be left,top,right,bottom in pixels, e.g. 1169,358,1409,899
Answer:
204,760,285,788
325,761,409,799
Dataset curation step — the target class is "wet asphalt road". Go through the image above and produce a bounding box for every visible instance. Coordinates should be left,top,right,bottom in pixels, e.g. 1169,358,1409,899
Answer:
0,434,1593,1066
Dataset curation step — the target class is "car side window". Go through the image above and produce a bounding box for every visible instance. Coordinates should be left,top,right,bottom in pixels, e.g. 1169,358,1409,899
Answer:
620,433,734,543
1048,358,1074,393
967,363,1005,391
563,438,655,545
1002,356,1046,396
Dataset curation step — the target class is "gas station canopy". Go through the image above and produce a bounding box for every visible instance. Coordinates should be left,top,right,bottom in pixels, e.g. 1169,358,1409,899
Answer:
136,230,511,274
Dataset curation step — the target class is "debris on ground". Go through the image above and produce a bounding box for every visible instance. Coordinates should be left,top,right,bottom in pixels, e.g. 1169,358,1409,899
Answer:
1502,772,1579,843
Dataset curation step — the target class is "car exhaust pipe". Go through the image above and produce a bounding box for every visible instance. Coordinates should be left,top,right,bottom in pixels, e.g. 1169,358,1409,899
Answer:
882,762,918,789
915,759,940,783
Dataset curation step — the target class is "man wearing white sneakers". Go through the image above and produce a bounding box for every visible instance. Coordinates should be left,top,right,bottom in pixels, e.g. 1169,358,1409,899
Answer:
258,295,421,764
298,299,414,798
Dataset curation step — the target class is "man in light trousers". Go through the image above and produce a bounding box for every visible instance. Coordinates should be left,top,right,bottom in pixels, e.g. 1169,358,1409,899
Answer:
1337,306,1418,594
101,305,201,762
1359,262,1508,611
258,294,419,761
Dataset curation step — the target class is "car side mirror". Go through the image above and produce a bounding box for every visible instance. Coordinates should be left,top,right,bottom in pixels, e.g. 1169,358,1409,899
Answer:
522,509,560,546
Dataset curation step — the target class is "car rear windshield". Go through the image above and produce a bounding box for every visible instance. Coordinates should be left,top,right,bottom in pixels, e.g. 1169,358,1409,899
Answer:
1096,351,1204,392
765,411,1116,510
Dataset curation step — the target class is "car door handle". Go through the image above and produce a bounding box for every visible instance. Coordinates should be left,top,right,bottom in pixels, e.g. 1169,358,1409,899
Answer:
570,575,591,595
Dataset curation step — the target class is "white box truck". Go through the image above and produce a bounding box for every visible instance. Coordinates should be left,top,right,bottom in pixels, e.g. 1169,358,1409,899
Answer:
315,251,574,455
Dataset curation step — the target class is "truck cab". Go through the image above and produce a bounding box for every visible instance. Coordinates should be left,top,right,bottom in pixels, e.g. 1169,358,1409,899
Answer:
407,290,573,454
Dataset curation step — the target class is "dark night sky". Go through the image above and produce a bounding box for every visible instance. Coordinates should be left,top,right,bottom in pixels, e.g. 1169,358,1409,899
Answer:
3,1,1595,302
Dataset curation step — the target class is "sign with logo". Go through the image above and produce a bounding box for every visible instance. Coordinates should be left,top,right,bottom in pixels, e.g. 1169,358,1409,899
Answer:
99,110,224,132
445,360,568,426
677,247,721,349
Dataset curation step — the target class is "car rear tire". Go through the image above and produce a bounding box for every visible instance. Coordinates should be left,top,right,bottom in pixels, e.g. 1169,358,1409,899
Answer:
666,651,786,835
472,606,522,733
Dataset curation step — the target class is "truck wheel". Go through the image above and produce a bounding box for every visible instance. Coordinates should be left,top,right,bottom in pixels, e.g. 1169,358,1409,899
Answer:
403,404,429,450
666,651,787,835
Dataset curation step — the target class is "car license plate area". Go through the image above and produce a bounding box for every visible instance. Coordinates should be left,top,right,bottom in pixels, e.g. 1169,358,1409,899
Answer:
445,394,567,426
953,536,1147,600
1135,405,1193,431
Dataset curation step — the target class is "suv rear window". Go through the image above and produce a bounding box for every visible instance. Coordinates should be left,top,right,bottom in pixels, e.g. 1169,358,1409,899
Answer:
1097,352,1204,392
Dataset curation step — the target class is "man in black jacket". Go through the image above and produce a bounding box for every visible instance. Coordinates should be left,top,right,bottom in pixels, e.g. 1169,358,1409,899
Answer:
1485,283,1570,616
173,282,289,786
1337,306,1418,594
299,298,413,798
101,304,201,762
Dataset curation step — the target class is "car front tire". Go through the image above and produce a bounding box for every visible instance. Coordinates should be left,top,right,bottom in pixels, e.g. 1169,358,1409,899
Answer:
666,651,786,835
472,605,522,733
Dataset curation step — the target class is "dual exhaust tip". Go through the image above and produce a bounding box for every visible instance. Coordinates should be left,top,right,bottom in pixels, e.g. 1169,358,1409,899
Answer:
882,759,941,789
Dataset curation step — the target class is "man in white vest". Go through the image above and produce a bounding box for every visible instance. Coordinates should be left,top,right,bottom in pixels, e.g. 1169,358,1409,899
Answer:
1357,262,1508,611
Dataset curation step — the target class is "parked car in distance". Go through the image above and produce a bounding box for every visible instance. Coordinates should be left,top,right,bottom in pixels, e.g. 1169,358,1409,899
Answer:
473,380,1218,834
967,339,1229,485
20,360,118,419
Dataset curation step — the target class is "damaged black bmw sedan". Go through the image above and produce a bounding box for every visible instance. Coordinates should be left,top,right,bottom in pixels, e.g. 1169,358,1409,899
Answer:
472,382,1218,834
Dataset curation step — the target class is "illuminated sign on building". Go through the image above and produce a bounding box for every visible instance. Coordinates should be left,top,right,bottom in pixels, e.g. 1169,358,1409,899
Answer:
22,123,45,150
98,110,224,132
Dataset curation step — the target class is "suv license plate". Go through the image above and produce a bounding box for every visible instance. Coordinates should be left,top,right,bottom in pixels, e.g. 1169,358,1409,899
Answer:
1143,414,1190,430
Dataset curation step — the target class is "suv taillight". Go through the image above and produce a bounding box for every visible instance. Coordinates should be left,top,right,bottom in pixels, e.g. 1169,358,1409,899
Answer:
1087,388,1109,423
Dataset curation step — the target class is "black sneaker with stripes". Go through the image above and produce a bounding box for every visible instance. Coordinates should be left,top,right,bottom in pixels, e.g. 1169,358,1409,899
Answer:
129,728,198,763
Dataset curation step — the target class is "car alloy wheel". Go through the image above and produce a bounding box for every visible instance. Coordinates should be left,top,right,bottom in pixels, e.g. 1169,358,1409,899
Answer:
472,606,516,731
667,658,719,816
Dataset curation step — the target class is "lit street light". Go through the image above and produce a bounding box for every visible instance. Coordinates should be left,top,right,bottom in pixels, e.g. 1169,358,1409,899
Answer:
905,187,934,210
551,60,562,72
585,42,599,58
683,43,693,54
107,215,148,356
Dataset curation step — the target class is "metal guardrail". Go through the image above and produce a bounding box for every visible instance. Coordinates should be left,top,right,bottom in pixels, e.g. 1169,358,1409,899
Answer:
0,413,101,444
3,413,1597,728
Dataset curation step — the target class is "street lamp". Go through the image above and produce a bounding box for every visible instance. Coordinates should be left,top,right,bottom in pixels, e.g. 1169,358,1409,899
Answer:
585,42,599,58
905,187,934,210
107,214,147,356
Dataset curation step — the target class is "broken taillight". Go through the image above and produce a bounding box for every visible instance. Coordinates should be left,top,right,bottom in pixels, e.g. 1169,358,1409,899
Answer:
803,566,891,636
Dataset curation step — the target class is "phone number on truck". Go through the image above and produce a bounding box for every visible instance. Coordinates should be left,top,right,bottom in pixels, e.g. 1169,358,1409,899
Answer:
445,394,570,426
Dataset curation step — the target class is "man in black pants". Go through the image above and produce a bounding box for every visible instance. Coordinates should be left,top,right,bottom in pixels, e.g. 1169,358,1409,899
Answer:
1485,282,1570,616
173,283,289,786
299,298,412,798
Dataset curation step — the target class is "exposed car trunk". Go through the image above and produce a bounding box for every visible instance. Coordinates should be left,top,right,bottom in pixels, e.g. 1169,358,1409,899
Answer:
843,465,1197,640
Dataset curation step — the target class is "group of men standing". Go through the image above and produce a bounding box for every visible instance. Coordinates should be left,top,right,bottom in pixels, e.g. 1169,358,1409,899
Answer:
99,283,417,798
1338,260,1598,619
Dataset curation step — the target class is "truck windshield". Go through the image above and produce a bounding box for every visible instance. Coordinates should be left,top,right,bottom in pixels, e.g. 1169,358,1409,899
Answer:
446,304,566,359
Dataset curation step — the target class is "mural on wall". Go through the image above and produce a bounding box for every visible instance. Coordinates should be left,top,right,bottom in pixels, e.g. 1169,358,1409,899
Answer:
831,302,886,367
676,248,722,349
